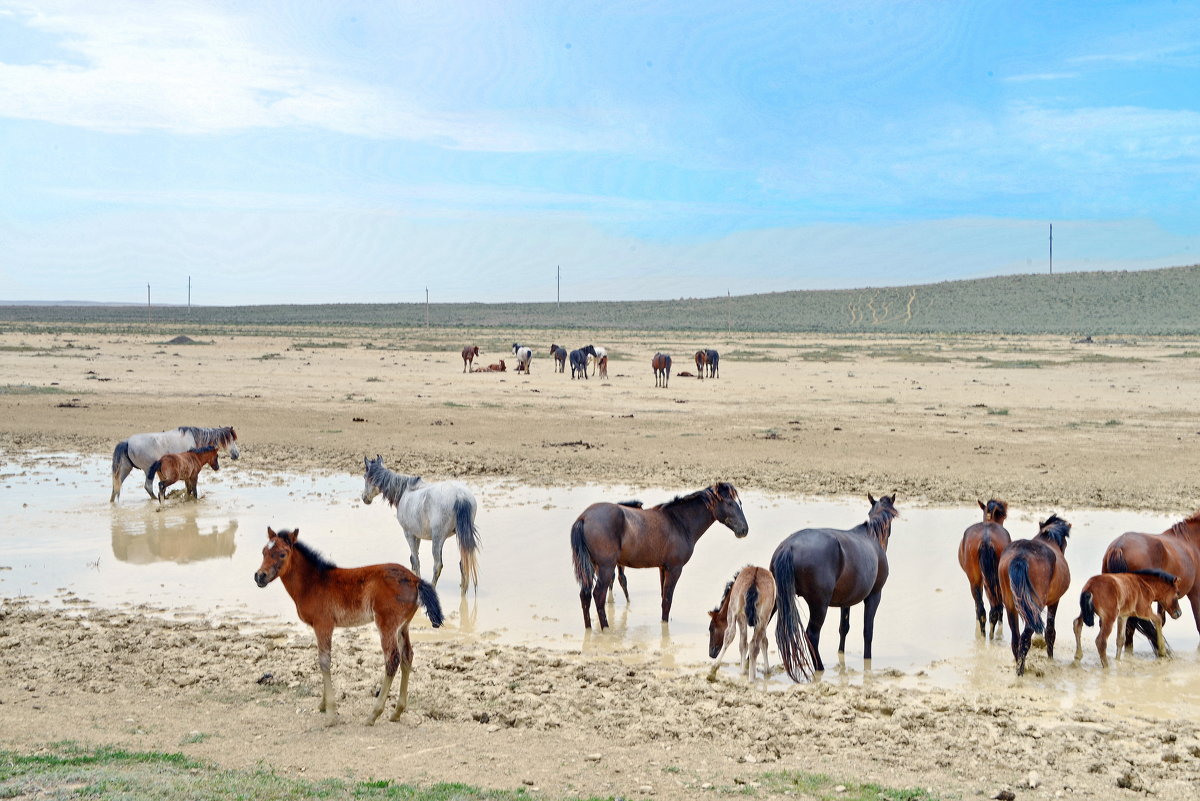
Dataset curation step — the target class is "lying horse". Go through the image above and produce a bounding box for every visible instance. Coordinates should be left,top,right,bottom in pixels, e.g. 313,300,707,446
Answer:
479,359,506,372
958,499,1011,638
111,425,239,502
999,514,1072,676
512,343,533,374
1073,569,1182,667
708,565,776,680
570,345,597,380
146,446,219,503
550,344,567,373
461,345,480,373
254,527,443,726
652,352,671,387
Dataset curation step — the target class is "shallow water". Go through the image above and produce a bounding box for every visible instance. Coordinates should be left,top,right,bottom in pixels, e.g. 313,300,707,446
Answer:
3,452,1199,716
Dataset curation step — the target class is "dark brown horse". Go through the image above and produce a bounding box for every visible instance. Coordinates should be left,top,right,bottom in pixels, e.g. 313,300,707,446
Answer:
999,514,1071,676
253,527,443,726
146,446,219,503
771,493,899,680
958,499,1011,638
549,344,567,373
1072,569,1182,667
704,349,720,378
694,350,708,379
1102,510,1200,648
571,482,748,629
461,345,480,372
652,352,671,387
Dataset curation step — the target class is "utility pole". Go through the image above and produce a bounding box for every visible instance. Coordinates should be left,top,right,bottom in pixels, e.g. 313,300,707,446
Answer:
557,265,560,306
726,290,731,334
187,275,191,313
425,287,429,327
146,283,151,324
1049,223,1053,275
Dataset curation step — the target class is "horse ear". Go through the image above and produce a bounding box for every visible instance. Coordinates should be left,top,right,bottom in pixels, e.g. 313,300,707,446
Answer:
266,527,276,540
978,500,986,511
364,456,369,468
290,528,299,542
890,492,897,503
868,493,877,505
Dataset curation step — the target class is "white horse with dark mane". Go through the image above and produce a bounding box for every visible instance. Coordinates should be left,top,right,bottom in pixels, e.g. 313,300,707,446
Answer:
361,455,480,593
111,426,239,502
590,346,607,376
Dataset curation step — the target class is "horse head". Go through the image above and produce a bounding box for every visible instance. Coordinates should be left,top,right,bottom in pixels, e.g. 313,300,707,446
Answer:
227,428,240,460
707,579,736,657
1036,513,1072,551
512,342,521,355
866,493,900,547
254,527,297,587
709,482,748,538
362,455,384,504
979,498,1007,524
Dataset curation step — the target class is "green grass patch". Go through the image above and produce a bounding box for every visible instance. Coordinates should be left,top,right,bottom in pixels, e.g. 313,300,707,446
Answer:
293,340,350,349
255,353,283,361
0,344,37,352
720,349,782,362
365,376,383,382
797,346,856,361
866,348,952,363
1069,353,1147,364
1165,350,1200,358
1104,418,1123,426
987,407,1009,415
761,770,942,801
0,384,69,395
974,357,1045,369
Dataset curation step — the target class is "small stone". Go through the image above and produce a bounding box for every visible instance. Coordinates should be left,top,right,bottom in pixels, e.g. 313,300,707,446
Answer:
585,753,602,762
700,783,712,790
638,785,653,794
834,786,847,794
486,724,500,733
1027,771,1040,789
993,791,1015,801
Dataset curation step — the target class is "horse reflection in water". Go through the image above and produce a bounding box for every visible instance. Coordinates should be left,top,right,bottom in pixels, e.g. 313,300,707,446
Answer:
111,511,238,564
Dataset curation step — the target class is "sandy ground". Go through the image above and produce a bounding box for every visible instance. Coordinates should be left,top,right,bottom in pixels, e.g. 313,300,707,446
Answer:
4,326,1200,798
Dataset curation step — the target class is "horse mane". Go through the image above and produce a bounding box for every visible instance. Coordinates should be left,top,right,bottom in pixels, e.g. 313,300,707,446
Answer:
178,426,237,449
712,577,736,614
1170,509,1200,536
1133,568,1178,587
654,486,716,513
365,459,423,506
618,500,644,508
1037,513,1071,549
187,446,216,455
985,499,1008,522
866,500,899,545
291,538,337,577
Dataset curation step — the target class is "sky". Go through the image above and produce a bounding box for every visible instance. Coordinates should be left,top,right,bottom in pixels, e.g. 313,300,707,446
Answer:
1,0,1198,305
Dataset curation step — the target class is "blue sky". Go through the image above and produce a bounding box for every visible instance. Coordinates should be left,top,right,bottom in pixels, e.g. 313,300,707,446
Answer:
1,0,1198,304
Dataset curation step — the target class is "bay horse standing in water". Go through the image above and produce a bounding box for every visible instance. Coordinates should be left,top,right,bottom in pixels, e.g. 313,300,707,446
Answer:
1072,569,1182,667
999,514,1072,676
571,482,748,629
708,566,776,680
110,425,239,501
253,527,443,726
958,499,1011,638
550,344,567,373
652,352,671,387
146,446,219,502
1102,510,1200,649
771,493,899,680
461,345,480,372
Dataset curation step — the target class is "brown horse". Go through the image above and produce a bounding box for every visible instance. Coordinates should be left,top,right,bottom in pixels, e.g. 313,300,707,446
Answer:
999,514,1072,676
146,446,219,503
480,359,506,372
550,344,567,372
1072,569,1182,667
597,354,608,379
1102,510,1200,648
694,350,708,379
571,482,748,629
958,499,1011,638
253,527,443,726
461,345,480,372
652,352,671,387
708,566,776,680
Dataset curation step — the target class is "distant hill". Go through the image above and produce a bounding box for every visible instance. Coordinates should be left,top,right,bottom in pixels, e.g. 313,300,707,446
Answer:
3,264,1199,335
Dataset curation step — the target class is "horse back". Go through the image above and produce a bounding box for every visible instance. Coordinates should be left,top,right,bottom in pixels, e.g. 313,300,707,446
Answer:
579,502,685,568
1105,531,1198,595
778,528,882,606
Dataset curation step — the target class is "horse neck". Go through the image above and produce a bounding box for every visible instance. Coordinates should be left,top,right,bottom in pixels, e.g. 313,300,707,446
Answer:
1168,519,1200,546
278,549,323,601
866,516,893,551
1035,532,1066,555
670,496,717,543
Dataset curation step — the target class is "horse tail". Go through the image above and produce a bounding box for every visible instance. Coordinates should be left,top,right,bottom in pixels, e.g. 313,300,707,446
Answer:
111,440,130,475
417,579,444,628
745,582,759,629
1103,546,1129,574
454,496,481,591
571,518,595,594
1079,590,1095,628
978,538,1002,606
1007,557,1044,634
771,547,815,681
146,459,162,485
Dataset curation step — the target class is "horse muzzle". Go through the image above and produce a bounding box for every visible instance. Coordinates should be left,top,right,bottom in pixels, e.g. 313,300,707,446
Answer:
254,572,270,588
727,518,749,538
361,493,374,505
1169,606,1183,619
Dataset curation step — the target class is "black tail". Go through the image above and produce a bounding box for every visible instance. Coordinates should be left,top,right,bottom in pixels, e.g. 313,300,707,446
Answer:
417,579,444,628
111,440,130,474
1079,590,1095,627
1103,547,1129,574
146,459,162,485
771,547,815,681
1131,617,1159,642
978,539,1002,607
453,497,481,591
1008,557,1045,634
745,582,759,628
571,519,594,595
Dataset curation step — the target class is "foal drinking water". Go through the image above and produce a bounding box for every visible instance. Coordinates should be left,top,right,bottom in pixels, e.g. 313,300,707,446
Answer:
708,566,776,680
254,527,443,726
146,446,219,502
1072,570,1182,667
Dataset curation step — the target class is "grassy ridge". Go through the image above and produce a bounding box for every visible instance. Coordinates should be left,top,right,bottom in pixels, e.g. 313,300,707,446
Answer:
3,264,1199,335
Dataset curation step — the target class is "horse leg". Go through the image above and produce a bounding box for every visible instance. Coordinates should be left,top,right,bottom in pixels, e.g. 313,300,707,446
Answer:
1072,615,1084,661
1006,607,1021,663
111,458,133,503
805,601,828,672
404,530,423,581
862,591,883,660
143,471,157,500
314,625,338,725
1045,602,1059,659
1097,615,1113,668
988,601,1004,640
369,621,401,725
593,564,614,630
616,566,629,603
1017,625,1033,676
157,481,165,503
970,583,986,637
1153,618,1169,658
1122,617,1137,652
431,535,447,588
389,629,414,721
838,606,851,654
660,566,684,623
738,618,749,672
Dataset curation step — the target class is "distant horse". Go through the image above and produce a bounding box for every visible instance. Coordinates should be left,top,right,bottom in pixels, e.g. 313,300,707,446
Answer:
461,345,480,373
253,527,443,726
362,456,481,593
571,482,748,629
590,346,608,377
480,360,506,372
772,493,899,680
146,446,219,503
1102,510,1200,648
512,343,533,374
958,499,1011,638
597,355,608,379
1073,569,1182,667
704,349,720,378
550,344,567,373
111,425,239,502
694,350,708,379
999,514,1072,676
708,566,776,680
570,345,597,380
652,353,671,387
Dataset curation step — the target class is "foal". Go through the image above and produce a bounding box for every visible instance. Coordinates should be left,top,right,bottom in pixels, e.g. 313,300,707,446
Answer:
254,527,443,726
708,566,775,680
146,446,219,502
1072,570,1182,667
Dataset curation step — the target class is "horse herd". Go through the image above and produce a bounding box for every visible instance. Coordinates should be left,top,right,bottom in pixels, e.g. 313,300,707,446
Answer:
460,343,719,386
107,425,1200,725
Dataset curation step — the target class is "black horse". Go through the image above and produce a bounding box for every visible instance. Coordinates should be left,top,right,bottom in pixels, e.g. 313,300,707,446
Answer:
569,345,597,380
704,349,720,378
549,344,568,373
771,493,899,680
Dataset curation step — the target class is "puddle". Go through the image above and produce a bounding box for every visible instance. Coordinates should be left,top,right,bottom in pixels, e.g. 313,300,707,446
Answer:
3,452,1199,716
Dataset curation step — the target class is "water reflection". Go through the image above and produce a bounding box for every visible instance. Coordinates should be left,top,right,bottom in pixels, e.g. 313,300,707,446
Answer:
110,508,238,564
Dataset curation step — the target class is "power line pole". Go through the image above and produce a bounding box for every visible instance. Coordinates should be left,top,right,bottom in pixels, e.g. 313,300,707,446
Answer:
557,265,560,306
146,283,151,324
1049,223,1053,275
425,287,429,327
187,275,191,313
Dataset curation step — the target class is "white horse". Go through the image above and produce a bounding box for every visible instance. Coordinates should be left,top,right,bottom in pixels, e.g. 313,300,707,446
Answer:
511,343,533,374
590,346,607,376
111,426,239,502
361,455,480,593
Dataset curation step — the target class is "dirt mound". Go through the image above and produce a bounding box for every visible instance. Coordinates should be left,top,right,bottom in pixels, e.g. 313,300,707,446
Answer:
166,335,198,345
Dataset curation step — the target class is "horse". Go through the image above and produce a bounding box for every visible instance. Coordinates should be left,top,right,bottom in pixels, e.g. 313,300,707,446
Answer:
570,345,597,380
111,425,239,502
480,359,506,372
570,482,748,629
590,346,608,377
999,514,1072,676
704,349,720,378
461,345,480,373
511,343,533,374
253,527,443,726
1072,569,1183,667
652,353,671,387
1102,510,1200,649
550,344,567,373
957,499,1011,638
771,493,899,681
146,446,219,503
708,566,776,681
597,355,608,379
694,350,708,379
361,456,481,593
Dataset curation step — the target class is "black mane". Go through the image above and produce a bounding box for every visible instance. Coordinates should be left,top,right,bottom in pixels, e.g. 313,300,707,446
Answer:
291,538,337,576
1037,513,1071,550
